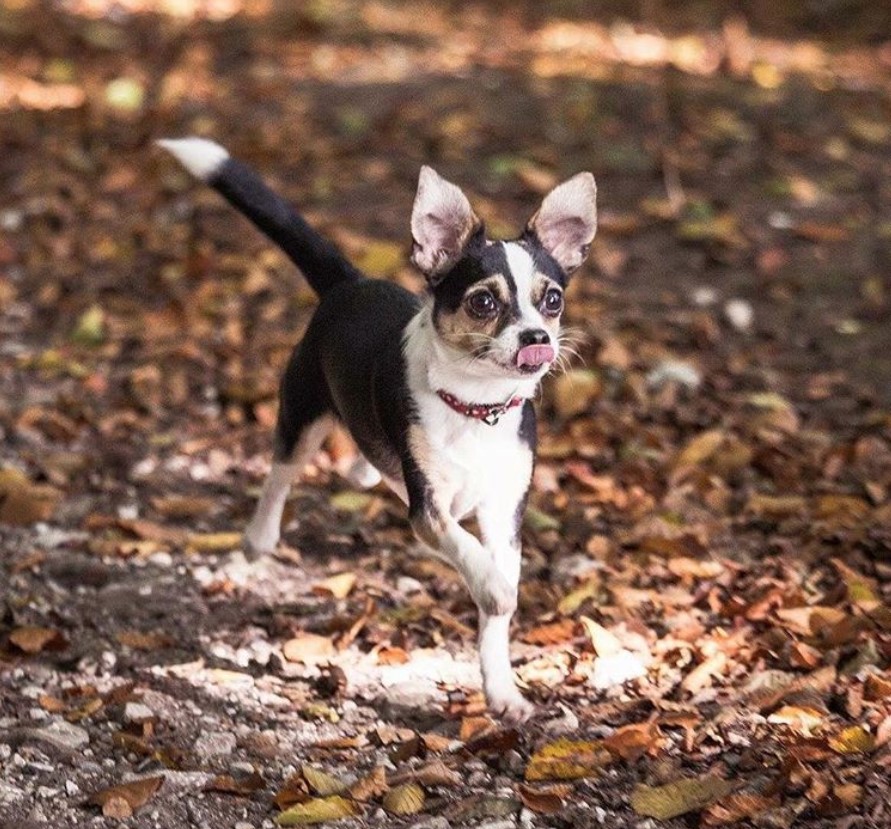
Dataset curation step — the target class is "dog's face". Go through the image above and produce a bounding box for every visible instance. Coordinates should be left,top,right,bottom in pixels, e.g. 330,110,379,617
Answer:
410,167,597,380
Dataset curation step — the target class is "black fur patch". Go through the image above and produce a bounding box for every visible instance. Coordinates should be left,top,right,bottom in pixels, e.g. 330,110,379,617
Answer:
518,230,569,288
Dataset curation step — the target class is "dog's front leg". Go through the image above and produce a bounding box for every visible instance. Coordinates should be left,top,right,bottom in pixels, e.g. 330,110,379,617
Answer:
475,500,534,725
409,506,516,617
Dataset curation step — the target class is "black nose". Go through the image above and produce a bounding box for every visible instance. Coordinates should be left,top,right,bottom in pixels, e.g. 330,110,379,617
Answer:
519,329,550,346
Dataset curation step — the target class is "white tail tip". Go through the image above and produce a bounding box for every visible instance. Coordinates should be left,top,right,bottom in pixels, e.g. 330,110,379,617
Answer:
156,137,229,181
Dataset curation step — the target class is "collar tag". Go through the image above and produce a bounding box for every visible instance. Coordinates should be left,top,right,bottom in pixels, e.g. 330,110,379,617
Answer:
436,389,524,425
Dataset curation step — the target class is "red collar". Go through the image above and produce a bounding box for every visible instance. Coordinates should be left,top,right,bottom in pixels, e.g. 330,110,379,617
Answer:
436,389,524,425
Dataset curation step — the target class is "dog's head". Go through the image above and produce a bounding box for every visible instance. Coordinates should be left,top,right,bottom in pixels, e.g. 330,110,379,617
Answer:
410,166,597,379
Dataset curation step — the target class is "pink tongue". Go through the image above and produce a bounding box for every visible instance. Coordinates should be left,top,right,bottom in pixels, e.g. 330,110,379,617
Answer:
516,344,555,367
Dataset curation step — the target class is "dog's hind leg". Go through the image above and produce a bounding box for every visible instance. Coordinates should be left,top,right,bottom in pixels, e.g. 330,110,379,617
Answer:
244,346,333,557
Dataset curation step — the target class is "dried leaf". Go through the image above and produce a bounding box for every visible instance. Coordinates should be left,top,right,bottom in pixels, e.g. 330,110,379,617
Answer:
558,579,599,615
9,626,63,654
276,796,357,825
767,705,825,734
185,531,242,553
102,795,133,819
204,772,265,795
580,617,621,656
460,716,494,742
702,791,779,826
0,468,60,526
382,782,425,815
828,725,875,754
394,759,461,788
631,775,734,820
301,765,347,797
312,572,356,600
517,782,571,814
674,429,725,468
349,766,388,801
525,738,610,781
521,618,576,646
115,630,173,650
282,633,336,664
831,558,880,609
90,776,164,815
603,721,664,762
864,674,891,701
329,490,373,513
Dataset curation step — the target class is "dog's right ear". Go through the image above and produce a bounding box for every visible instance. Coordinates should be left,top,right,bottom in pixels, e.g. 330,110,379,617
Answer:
410,166,479,282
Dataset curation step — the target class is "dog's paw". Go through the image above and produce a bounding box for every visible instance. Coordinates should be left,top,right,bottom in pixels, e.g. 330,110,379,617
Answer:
489,691,536,726
242,526,277,560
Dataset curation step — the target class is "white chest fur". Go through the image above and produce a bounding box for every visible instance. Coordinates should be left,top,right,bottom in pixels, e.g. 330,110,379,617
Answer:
403,307,535,519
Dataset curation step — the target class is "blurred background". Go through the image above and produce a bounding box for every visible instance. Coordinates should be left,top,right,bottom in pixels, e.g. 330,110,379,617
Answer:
2,3,891,826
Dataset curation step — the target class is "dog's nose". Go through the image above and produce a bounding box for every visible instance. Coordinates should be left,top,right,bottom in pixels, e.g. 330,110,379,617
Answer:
519,329,550,347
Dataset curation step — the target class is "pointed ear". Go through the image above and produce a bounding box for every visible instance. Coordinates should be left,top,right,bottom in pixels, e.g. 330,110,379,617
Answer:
527,172,597,275
410,166,480,280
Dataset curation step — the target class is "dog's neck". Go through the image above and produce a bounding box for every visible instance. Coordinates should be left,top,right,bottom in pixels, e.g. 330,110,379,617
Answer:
403,304,541,407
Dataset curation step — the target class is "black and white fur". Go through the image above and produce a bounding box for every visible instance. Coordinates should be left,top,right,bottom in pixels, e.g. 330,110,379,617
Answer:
157,137,597,723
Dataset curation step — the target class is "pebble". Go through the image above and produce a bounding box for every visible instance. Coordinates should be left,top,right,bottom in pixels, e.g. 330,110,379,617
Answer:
0,780,25,804
193,731,237,760
477,821,516,829
691,285,718,307
397,576,424,594
124,702,155,723
724,298,754,332
22,720,90,752
65,780,80,796
409,818,451,829
646,359,701,391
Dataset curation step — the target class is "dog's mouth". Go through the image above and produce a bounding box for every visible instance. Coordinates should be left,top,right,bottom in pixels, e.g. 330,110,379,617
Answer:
515,344,555,374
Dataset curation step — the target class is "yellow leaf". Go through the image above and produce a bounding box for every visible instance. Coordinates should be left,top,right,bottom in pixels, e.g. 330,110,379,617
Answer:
828,726,875,755
674,429,725,468
301,765,347,796
831,559,880,610
382,782,425,815
631,775,734,820
525,738,610,781
558,579,599,615
185,532,242,553
312,573,357,600
329,491,373,513
276,796,357,825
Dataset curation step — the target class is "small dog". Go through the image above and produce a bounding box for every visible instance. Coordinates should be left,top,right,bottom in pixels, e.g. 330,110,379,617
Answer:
158,137,597,723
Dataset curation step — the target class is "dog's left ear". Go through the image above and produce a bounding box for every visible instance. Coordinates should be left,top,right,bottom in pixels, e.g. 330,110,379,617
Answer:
411,166,480,282
527,172,597,275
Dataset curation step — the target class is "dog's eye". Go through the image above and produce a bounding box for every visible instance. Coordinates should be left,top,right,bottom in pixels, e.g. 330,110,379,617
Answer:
466,290,498,319
542,288,564,316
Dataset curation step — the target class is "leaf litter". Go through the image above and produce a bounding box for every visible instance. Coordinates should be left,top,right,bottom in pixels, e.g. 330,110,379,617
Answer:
1,1,891,828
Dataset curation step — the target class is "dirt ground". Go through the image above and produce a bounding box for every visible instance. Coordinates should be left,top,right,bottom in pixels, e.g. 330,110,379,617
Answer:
1,1,891,827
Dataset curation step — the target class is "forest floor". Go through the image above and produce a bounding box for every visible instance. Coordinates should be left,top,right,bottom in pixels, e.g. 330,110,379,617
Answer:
1,1,891,827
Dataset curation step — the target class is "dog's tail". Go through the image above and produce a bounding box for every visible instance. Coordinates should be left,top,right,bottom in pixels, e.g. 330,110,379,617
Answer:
157,137,362,296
